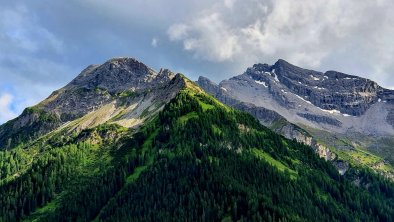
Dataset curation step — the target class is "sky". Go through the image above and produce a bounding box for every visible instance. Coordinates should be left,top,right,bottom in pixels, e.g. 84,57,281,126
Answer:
1,0,394,123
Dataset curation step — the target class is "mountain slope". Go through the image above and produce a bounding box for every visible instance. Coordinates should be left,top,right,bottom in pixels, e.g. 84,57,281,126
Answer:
198,60,394,178
0,58,182,150
198,76,338,163
1,58,394,221
201,59,394,135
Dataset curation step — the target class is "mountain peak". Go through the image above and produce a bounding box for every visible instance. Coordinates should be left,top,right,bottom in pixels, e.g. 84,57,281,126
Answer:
208,58,394,133
3,56,394,221
198,76,217,86
104,57,152,73
248,59,298,74
0,57,190,149
66,57,158,93
274,58,291,66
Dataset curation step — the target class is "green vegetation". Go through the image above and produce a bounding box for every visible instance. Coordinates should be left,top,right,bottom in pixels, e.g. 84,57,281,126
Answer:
302,126,394,177
0,107,61,150
178,111,198,124
1,83,394,221
197,99,215,111
94,87,109,95
251,148,297,179
115,90,139,106
125,165,147,183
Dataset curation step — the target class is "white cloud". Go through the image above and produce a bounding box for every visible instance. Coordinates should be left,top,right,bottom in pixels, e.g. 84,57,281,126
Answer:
0,3,77,123
224,0,237,9
151,37,158,47
0,5,64,55
168,24,191,41
166,0,394,88
0,93,17,123
1,0,394,126
168,13,240,62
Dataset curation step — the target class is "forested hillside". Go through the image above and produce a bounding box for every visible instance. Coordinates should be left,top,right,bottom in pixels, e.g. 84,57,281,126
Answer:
1,78,394,221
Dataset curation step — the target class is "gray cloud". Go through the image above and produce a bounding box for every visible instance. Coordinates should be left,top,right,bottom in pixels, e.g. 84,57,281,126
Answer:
0,0,394,123
168,0,394,85
0,93,16,123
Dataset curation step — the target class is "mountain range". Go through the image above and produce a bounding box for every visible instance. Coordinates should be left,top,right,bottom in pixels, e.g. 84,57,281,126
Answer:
198,59,394,178
1,57,394,221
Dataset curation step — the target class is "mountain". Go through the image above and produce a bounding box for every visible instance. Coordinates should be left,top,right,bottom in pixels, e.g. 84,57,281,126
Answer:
198,59,394,178
1,57,394,221
0,58,182,150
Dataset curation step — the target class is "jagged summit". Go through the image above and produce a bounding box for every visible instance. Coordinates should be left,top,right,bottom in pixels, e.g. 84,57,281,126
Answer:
250,59,379,84
41,58,178,114
198,59,394,178
3,56,394,221
248,59,310,75
243,59,394,116
0,57,186,149
65,57,165,93
199,59,394,135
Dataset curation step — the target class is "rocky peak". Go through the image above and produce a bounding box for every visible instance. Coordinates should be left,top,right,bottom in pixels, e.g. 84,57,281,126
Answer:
243,59,393,116
197,76,220,96
0,57,187,149
156,68,177,84
42,58,182,118
198,76,217,85
248,63,271,73
66,57,159,93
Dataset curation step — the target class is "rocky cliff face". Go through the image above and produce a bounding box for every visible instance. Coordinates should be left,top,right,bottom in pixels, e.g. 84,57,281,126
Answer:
202,59,394,136
0,58,184,149
40,58,176,119
197,76,284,126
248,59,394,116
198,59,394,176
197,76,337,163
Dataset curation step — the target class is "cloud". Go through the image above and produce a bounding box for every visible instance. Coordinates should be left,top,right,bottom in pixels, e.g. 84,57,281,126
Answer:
0,3,79,123
168,24,190,41
0,93,17,123
224,0,237,9
0,4,64,56
1,0,394,124
166,0,394,86
151,38,158,47
168,13,241,62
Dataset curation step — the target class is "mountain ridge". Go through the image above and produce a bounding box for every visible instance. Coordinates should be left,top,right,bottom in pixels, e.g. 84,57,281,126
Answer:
0,57,182,150
245,59,394,117
199,58,394,135
198,59,394,178
2,57,394,221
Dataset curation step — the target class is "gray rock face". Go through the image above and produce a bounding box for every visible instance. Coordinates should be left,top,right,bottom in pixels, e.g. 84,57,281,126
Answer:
0,58,181,149
276,122,337,161
0,108,61,149
332,161,349,176
201,59,394,136
198,59,394,176
197,76,220,96
297,113,342,127
197,76,337,163
251,59,394,116
66,58,172,93
386,110,394,128
42,58,175,119
197,76,284,126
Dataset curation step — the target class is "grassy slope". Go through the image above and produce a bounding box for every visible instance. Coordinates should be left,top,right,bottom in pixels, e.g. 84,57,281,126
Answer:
251,148,297,179
303,125,394,178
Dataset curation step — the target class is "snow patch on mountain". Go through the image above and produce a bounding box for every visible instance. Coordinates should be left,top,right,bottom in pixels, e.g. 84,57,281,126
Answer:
255,80,268,87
